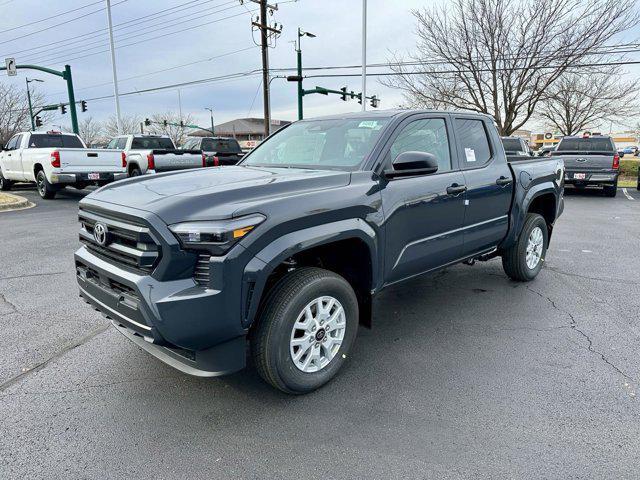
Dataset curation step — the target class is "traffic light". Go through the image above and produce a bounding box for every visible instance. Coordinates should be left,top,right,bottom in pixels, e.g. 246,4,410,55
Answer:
35,116,42,127
179,121,184,128
340,86,348,101
144,118,151,126
369,95,380,108
60,104,67,114
80,100,87,112
163,120,168,127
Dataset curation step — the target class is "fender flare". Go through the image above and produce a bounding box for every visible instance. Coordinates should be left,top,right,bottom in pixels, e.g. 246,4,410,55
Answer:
501,184,558,249
241,218,378,328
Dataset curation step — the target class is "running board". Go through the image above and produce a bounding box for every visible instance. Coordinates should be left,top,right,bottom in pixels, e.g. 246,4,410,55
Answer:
463,248,499,266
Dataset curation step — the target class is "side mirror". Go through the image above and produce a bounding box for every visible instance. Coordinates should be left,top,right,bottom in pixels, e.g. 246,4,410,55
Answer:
385,151,439,178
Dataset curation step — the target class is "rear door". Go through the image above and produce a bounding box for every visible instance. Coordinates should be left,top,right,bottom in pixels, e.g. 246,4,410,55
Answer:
454,116,513,256
380,114,467,284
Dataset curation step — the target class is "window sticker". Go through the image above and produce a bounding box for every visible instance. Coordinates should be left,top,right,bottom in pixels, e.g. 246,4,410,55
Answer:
465,147,476,162
358,121,378,129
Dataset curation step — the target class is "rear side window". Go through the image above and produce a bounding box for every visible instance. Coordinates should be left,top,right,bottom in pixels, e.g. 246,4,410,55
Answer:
556,138,615,153
502,138,523,152
389,118,452,172
131,137,175,150
29,134,84,148
116,137,128,149
455,119,492,167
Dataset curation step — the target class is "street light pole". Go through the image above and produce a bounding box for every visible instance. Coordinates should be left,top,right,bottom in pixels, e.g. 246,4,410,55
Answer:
105,0,122,133
205,107,215,135
361,0,367,111
26,78,44,131
296,28,316,120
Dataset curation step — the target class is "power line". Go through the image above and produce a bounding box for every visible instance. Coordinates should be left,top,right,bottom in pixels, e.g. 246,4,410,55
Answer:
18,0,240,64
36,8,256,68
0,0,128,47
22,1,244,65
0,0,105,35
1,0,232,58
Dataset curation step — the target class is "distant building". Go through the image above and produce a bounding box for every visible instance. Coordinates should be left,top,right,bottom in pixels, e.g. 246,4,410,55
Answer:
530,130,639,151
191,118,291,150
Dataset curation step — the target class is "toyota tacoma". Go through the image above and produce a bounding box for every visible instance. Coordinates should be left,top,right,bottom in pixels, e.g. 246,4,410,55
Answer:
75,110,564,394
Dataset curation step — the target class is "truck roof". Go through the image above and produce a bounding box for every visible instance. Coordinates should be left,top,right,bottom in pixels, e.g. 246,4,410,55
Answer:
306,109,495,122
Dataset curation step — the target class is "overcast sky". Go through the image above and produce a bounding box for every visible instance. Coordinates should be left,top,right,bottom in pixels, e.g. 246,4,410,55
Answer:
0,0,429,130
1,0,638,133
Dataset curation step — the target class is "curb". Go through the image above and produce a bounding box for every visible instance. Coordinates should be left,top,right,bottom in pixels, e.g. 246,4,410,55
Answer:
0,192,34,212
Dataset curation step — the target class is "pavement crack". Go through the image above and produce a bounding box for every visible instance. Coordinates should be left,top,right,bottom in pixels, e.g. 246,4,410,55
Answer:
0,293,18,315
0,271,65,281
0,324,110,393
526,285,635,382
544,266,639,286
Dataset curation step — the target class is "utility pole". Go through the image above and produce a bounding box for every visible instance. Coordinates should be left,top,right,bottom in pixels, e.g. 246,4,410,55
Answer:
361,0,367,111
250,0,282,138
105,0,122,133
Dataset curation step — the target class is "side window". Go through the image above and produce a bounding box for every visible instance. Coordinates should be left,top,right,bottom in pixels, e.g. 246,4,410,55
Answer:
116,137,128,149
13,134,23,149
389,118,451,172
5,135,18,150
455,118,492,167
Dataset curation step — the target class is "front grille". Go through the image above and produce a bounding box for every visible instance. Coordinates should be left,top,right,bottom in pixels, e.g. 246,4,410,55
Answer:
79,209,160,273
194,254,210,286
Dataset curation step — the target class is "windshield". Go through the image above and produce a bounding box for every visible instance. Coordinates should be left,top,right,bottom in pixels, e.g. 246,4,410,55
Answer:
29,134,84,148
241,117,390,170
202,138,242,154
131,137,175,150
556,138,615,153
502,138,523,152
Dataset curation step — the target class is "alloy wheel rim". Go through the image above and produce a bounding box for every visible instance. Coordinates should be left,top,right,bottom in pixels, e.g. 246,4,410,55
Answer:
290,296,346,373
526,226,544,269
37,174,44,195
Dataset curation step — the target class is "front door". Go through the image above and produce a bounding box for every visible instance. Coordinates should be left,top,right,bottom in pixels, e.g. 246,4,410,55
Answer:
380,115,466,285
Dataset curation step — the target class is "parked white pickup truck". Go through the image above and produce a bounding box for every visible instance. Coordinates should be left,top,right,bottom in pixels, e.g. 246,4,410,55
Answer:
0,131,126,199
107,134,205,176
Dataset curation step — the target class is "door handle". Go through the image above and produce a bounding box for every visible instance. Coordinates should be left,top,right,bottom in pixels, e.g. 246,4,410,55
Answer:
446,184,467,195
496,176,512,186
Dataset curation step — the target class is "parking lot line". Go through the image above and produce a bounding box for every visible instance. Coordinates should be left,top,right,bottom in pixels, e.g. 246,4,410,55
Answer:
622,188,635,201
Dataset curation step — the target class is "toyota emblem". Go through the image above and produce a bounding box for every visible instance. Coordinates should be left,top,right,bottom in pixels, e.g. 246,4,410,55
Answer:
577,158,587,162
93,222,109,246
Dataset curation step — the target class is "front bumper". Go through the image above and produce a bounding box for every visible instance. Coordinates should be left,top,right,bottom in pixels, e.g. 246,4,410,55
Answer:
51,171,128,185
75,245,246,376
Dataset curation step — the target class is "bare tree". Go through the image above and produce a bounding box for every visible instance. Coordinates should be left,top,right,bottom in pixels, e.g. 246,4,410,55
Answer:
147,111,194,146
0,82,51,145
536,72,640,135
73,116,105,146
383,0,637,135
103,114,142,138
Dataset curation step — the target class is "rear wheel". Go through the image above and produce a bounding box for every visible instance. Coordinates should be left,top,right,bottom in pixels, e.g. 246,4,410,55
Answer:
129,166,142,177
501,213,548,282
251,267,358,394
36,170,57,199
0,171,11,191
603,182,617,197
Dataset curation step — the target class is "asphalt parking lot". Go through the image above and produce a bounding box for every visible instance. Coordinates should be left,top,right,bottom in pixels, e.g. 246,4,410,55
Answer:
1,185,638,479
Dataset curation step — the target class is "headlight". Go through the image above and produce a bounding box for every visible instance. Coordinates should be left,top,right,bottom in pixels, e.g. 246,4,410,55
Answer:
169,214,265,254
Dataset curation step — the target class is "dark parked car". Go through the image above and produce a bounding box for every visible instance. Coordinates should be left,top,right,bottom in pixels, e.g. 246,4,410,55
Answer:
501,136,533,157
75,110,564,394
552,135,620,197
183,136,244,166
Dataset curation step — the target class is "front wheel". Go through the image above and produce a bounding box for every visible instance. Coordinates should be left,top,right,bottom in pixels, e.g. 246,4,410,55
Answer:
0,171,11,191
36,170,57,199
251,267,359,394
501,213,548,282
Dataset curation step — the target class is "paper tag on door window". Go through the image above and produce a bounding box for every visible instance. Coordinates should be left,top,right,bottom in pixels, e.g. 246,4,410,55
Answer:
465,148,476,162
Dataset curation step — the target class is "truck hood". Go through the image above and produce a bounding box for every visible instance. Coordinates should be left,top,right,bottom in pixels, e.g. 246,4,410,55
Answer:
82,165,351,224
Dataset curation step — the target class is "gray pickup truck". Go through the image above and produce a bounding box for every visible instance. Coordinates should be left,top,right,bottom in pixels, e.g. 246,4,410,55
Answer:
501,136,533,157
75,110,564,394
552,135,620,197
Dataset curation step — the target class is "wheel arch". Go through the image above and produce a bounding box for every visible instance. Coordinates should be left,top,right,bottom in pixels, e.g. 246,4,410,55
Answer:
242,219,379,330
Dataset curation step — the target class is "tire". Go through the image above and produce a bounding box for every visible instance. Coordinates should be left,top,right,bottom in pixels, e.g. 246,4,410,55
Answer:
0,171,11,191
129,166,142,177
251,267,359,394
501,213,548,282
603,182,617,197
36,170,57,199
